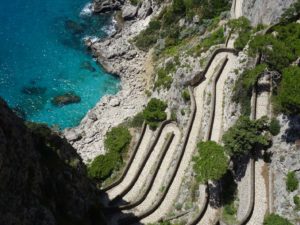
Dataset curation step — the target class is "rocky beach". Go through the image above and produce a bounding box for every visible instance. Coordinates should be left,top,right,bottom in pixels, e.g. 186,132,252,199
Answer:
64,0,160,162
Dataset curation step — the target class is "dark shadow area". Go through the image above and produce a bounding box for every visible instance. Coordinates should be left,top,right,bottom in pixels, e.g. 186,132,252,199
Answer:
0,97,138,225
232,154,250,182
208,181,221,208
282,115,300,143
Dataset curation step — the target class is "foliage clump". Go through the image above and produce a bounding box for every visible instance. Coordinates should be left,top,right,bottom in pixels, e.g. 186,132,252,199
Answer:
274,66,300,115
294,195,300,210
233,64,267,116
222,116,269,156
193,141,228,183
88,126,132,181
286,171,299,192
263,213,293,225
228,17,252,51
269,118,281,136
181,89,191,102
143,98,167,129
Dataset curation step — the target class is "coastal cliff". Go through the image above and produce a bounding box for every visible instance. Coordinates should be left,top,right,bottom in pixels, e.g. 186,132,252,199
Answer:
0,98,106,225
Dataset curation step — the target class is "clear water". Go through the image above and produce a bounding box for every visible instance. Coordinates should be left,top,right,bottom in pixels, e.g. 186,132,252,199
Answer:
0,0,120,129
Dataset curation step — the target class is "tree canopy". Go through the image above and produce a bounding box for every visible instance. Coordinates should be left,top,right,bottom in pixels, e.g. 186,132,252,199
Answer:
274,66,300,115
143,98,167,129
222,116,269,156
104,126,132,153
193,141,228,183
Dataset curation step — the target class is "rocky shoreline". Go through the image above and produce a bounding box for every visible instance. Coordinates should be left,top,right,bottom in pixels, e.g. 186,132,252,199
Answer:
64,0,160,162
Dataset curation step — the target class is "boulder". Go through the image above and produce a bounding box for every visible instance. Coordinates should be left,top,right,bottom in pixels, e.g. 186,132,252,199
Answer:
51,92,81,107
93,0,122,13
122,5,138,20
109,98,120,107
137,0,152,19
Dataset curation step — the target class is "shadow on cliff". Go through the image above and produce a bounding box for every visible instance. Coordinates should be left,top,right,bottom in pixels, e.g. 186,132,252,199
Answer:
0,98,137,225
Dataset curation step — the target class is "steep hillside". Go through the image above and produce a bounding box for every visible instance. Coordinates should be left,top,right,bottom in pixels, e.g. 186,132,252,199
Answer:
0,98,106,225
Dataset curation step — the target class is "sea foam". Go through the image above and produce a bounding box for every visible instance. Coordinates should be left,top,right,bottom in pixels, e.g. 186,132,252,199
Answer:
80,2,93,17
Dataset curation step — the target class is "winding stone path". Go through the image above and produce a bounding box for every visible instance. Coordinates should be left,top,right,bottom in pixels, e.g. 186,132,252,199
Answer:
139,53,226,224
198,53,238,225
122,123,180,203
107,126,154,200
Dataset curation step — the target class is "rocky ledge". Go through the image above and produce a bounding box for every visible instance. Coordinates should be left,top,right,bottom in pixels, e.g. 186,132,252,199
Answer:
64,0,160,162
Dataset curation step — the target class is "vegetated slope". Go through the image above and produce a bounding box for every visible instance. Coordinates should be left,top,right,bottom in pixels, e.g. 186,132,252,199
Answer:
0,98,106,225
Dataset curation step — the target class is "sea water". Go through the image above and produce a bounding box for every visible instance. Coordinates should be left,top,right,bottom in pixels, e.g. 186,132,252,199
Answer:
0,0,120,129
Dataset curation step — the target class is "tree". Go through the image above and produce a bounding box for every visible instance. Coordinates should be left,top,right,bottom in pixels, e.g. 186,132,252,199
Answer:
222,116,269,156
193,141,228,183
263,213,293,225
87,152,120,181
269,118,280,136
274,66,300,115
286,171,299,192
104,126,132,153
143,98,167,129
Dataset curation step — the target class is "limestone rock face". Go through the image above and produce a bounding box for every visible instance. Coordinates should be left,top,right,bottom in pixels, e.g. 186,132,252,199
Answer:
232,0,296,25
137,0,153,19
0,98,106,225
122,4,138,20
93,0,124,13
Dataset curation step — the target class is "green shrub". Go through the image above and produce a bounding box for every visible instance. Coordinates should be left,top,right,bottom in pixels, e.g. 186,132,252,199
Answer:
280,0,300,24
286,171,299,192
88,152,120,181
195,28,225,55
294,195,300,210
181,89,190,102
222,116,269,156
143,98,167,129
130,0,139,5
263,213,293,225
269,118,280,136
274,66,300,115
233,64,267,116
104,126,132,153
155,68,173,89
193,141,228,183
129,112,144,128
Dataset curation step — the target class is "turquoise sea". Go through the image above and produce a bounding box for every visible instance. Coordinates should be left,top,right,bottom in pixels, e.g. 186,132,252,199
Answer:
0,0,120,129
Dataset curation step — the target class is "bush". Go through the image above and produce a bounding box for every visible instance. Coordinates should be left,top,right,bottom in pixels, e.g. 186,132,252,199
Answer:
294,195,300,210
181,89,190,102
233,64,267,116
193,141,228,183
143,98,167,129
274,66,300,115
286,171,299,192
129,112,144,128
222,116,269,156
88,152,120,181
104,126,132,154
263,213,293,225
155,68,173,89
269,118,280,136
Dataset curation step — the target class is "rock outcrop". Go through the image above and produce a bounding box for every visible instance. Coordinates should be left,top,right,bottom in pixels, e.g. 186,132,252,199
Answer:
0,98,106,225
232,0,296,25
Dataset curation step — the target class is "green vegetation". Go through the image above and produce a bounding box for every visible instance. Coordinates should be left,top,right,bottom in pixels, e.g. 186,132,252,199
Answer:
222,116,269,156
286,171,299,192
128,112,144,128
193,28,225,55
155,68,173,89
135,20,161,51
248,23,300,72
193,141,228,183
228,17,252,51
263,213,293,225
104,126,132,153
88,126,132,181
143,98,167,129
269,118,281,136
280,0,300,24
233,64,267,116
274,66,300,115
130,0,139,6
181,88,190,102
294,195,300,210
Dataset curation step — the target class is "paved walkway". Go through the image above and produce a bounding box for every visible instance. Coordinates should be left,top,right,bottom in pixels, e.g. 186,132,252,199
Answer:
140,54,226,224
107,126,153,200
123,123,180,203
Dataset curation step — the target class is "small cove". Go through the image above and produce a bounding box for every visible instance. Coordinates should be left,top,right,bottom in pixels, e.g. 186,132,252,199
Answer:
0,0,120,129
